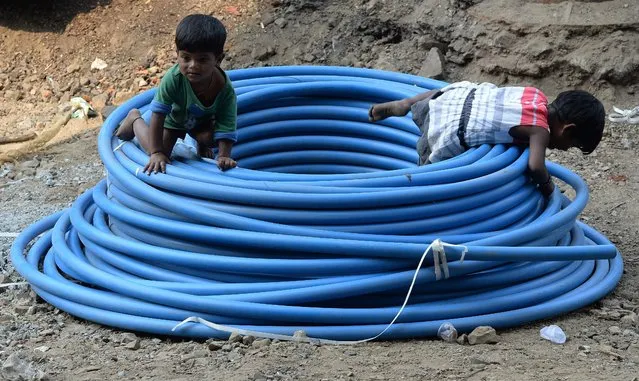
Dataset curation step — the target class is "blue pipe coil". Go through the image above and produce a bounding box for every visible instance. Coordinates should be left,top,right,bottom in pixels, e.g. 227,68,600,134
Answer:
10,66,623,340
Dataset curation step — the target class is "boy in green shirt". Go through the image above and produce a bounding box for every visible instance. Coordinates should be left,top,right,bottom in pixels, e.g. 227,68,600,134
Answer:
116,14,237,174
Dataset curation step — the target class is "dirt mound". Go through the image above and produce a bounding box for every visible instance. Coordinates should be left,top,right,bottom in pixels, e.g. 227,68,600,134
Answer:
1,0,637,158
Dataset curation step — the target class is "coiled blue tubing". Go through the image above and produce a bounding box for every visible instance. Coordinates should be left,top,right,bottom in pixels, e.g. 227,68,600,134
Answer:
11,66,622,340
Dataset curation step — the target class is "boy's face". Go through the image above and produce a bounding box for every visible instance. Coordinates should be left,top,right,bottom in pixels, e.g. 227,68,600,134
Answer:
177,50,221,85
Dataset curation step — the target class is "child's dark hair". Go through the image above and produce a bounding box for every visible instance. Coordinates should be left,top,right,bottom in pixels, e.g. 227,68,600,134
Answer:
175,14,226,56
550,90,605,154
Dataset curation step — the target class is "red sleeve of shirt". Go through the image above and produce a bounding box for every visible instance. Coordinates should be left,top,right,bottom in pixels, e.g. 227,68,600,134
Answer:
520,87,549,130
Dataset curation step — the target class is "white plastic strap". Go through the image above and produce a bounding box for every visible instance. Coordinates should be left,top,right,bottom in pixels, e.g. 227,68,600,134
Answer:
172,239,469,344
608,106,639,124
0,232,19,238
0,282,28,288
113,141,126,152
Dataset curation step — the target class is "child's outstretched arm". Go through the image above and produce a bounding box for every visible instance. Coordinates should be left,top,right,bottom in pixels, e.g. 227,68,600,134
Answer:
526,128,554,198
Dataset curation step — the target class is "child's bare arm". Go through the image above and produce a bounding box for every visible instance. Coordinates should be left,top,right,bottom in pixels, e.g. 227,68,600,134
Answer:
217,139,237,171
143,112,170,174
526,128,554,197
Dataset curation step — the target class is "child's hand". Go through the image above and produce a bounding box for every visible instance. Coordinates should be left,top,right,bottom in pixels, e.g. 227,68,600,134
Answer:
540,180,555,199
217,156,237,171
144,152,170,175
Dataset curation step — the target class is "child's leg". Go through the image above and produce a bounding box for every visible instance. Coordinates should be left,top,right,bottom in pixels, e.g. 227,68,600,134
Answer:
116,109,183,156
115,109,143,141
369,99,412,122
369,89,440,122
188,121,216,159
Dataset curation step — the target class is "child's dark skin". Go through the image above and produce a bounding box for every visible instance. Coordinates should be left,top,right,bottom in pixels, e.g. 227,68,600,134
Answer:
117,50,236,175
370,93,581,197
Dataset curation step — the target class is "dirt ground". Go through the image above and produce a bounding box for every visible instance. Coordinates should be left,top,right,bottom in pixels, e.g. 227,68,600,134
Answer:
1,0,639,380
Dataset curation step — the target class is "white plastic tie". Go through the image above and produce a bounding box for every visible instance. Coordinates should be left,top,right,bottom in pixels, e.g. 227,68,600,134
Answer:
113,141,126,152
608,106,639,124
172,239,468,344
0,232,19,238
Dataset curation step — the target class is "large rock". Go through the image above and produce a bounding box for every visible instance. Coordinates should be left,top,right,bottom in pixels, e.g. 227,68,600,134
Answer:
2,353,47,381
418,47,445,79
92,93,109,112
468,326,499,345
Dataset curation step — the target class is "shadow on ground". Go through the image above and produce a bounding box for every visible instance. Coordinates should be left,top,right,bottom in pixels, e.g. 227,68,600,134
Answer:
0,0,112,33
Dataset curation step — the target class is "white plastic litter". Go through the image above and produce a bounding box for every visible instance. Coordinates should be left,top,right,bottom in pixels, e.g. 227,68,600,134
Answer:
437,322,458,343
540,325,566,344
70,97,96,119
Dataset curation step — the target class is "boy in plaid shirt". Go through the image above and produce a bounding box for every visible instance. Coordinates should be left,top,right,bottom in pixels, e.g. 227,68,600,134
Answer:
369,81,605,198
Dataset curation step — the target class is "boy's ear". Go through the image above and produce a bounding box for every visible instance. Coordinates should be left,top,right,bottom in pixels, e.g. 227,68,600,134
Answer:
562,123,576,136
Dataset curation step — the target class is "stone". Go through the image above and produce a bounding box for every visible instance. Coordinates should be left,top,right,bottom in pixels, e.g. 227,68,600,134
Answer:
41,89,53,101
17,118,35,131
274,17,288,28
66,64,81,74
456,333,468,345
493,31,516,49
91,93,109,112
228,332,243,343
608,325,622,335
242,335,256,345
418,47,445,79
301,53,316,63
579,344,591,353
182,350,208,361
40,329,54,336
113,91,135,105
468,326,499,345
137,78,148,87
124,338,141,350
262,13,276,26
417,36,446,52
2,353,47,381
222,344,233,352
148,66,160,75
15,305,31,315
252,46,277,61
621,312,638,327
252,338,271,349
374,55,399,72
20,159,40,169
120,332,138,344
207,340,224,351
60,92,71,103
101,105,117,119
5,89,22,101
91,58,108,71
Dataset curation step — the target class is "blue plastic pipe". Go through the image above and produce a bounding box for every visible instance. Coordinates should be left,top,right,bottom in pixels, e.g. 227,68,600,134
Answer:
10,66,622,340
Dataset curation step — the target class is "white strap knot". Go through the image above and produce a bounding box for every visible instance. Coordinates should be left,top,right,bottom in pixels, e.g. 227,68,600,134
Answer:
608,106,639,124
